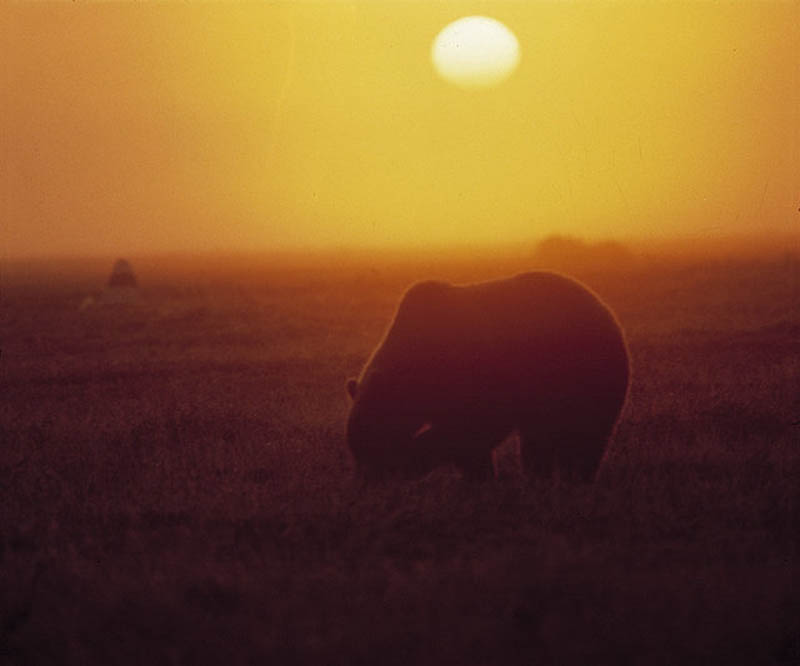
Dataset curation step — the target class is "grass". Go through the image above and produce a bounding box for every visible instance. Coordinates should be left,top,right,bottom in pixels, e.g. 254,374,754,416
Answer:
1,251,798,664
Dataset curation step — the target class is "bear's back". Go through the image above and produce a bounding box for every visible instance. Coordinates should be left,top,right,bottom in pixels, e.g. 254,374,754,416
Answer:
442,272,621,344
456,272,608,319
442,272,628,413
377,271,627,388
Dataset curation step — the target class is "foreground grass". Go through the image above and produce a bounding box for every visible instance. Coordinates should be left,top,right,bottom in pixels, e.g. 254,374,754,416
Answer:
1,256,797,664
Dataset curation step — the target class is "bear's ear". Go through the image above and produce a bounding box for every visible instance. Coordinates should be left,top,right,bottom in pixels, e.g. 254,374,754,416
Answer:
346,378,358,400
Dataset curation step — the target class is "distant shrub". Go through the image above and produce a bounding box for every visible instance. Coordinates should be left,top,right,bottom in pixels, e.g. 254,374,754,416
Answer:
533,235,636,273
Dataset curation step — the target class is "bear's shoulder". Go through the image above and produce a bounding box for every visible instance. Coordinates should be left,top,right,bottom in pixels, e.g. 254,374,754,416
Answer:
403,279,451,299
390,280,452,328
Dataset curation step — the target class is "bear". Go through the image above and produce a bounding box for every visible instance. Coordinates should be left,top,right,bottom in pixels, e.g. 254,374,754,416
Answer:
346,272,630,483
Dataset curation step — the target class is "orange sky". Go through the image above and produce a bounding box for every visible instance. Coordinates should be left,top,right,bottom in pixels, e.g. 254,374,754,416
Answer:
2,2,797,257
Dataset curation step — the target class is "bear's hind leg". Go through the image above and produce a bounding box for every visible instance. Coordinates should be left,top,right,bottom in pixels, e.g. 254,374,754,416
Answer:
521,413,615,484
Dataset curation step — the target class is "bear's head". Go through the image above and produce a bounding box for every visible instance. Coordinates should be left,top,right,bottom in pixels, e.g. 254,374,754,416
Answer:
345,280,452,481
345,373,440,481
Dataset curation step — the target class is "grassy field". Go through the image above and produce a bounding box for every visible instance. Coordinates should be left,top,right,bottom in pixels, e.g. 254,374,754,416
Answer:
1,249,798,665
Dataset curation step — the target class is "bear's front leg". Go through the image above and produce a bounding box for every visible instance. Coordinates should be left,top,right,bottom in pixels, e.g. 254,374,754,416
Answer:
413,422,505,481
455,447,497,482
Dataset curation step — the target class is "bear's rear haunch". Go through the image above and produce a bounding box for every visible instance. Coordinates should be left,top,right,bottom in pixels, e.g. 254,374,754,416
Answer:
346,272,630,483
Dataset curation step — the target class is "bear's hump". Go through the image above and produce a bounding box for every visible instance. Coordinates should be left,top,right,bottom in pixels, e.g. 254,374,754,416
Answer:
402,280,451,303
395,280,451,319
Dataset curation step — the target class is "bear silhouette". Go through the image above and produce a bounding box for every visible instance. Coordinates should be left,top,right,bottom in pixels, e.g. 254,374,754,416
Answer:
346,272,630,482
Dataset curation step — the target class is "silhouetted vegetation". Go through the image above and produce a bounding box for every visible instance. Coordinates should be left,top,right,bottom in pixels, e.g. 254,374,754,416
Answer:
533,235,637,274
1,251,797,664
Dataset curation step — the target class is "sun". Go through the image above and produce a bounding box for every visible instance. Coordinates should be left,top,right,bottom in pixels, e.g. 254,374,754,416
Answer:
431,16,521,89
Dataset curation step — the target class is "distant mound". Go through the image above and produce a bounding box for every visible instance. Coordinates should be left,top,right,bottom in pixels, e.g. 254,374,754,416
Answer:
532,236,636,273
80,259,140,310
108,259,138,289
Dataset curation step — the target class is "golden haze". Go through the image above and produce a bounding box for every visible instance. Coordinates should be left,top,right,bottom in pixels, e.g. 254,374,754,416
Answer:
2,2,797,257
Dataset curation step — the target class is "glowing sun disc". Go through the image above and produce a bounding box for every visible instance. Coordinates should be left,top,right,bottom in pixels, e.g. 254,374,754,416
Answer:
432,16,520,89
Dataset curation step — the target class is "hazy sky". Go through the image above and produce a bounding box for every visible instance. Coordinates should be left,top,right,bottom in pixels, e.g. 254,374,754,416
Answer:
2,2,797,257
